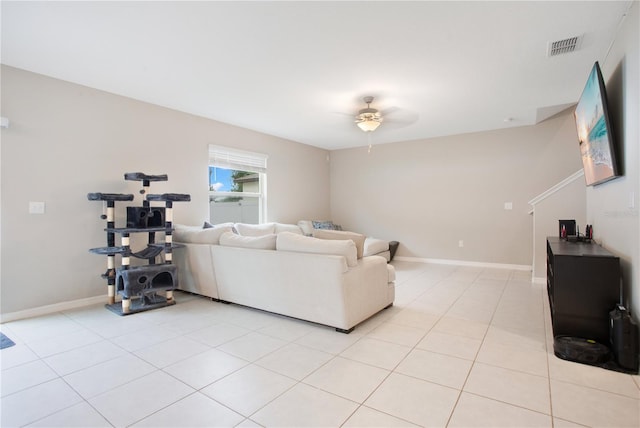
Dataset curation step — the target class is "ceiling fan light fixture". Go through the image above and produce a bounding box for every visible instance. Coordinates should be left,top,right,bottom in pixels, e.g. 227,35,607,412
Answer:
356,118,381,132
355,96,382,132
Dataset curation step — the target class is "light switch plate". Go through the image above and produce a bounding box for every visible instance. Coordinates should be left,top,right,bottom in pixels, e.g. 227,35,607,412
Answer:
504,202,513,210
29,201,45,214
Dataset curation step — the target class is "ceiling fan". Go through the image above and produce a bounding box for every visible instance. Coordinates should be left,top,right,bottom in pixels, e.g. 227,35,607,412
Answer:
355,96,383,132
352,96,418,134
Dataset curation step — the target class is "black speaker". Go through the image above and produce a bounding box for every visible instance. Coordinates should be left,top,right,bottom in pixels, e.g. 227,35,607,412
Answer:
610,305,639,372
558,219,576,237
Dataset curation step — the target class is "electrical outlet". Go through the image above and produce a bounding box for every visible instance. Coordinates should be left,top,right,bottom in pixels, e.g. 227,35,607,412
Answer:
458,240,464,248
504,202,513,210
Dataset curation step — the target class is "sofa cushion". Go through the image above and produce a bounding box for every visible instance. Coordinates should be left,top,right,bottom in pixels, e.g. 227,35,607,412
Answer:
217,222,236,228
219,231,277,250
276,231,357,267
364,237,390,256
173,224,232,244
274,223,303,235
234,223,276,236
312,229,365,259
203,221,235,229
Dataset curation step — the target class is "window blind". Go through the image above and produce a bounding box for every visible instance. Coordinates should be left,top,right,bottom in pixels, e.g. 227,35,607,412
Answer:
208,145,268,174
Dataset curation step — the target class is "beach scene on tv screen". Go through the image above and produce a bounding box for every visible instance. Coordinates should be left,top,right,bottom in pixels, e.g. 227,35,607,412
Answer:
575,65,615,185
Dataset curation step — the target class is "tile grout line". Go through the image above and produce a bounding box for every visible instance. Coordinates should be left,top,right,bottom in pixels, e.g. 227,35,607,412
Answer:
443,271,508,427
542,275,557,427
336,263,438,427
338,265,488,427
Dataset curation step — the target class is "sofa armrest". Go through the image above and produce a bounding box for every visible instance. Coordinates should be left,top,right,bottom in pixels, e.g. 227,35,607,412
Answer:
364,237,389,257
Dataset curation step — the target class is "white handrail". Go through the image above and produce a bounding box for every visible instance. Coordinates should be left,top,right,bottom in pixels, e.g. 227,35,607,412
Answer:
528,170,584,206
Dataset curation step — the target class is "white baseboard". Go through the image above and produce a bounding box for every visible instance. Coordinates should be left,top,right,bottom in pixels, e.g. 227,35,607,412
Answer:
393,256,532,271
1,259,537,323
1,295,106,323
532,276,546,284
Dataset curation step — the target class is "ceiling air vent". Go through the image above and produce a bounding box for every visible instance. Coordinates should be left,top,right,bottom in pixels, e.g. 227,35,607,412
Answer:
547,35,583,57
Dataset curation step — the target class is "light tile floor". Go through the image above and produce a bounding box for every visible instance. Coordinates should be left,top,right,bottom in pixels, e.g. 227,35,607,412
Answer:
1,261,639,427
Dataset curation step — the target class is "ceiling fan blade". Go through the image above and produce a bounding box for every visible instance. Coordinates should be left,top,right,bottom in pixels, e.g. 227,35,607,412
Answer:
380,106,401,116
380,106,419,128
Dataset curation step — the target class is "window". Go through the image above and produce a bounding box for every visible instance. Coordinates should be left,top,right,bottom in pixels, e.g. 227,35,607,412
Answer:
208,145,267,224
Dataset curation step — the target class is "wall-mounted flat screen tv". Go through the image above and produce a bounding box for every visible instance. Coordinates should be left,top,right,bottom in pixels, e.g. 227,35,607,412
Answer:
574,61,620,186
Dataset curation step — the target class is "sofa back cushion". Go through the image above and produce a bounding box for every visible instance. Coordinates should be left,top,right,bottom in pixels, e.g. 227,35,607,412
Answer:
204,221,235,229
173,224,233,244
312,229,366,259
276,231,357,267
234,223,276,236
219,231,277,250
274,223,303,235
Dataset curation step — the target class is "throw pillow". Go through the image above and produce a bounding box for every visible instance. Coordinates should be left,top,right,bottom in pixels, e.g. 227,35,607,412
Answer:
276,231,357,267
312,229,366,259
297,220,314,236
219,231,277,250
312,220,343,231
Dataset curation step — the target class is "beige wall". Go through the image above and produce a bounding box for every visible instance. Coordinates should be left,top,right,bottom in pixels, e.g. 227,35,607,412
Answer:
531,174,587,280
329,110,583,266
0,66,330,314
589,3,639,318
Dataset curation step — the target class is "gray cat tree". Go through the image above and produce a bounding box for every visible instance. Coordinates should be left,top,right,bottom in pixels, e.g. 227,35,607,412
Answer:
88,172,190,315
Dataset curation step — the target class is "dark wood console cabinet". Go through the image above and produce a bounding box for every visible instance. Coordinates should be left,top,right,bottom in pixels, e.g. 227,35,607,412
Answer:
546,237,620,345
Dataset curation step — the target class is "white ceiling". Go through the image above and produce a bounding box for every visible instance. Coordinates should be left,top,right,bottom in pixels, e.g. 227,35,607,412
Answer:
1,1,634,150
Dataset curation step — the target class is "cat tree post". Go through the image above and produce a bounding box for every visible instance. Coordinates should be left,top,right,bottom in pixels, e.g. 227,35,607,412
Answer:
87,192,134,304
146,193,191,304
120,231,131,313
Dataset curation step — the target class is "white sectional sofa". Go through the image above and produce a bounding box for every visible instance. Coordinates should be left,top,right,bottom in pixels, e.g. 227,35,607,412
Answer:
297,220,392,262
173,222,395,333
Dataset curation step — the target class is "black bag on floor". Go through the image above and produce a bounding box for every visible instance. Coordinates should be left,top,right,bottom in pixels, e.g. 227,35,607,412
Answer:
609,304,639,372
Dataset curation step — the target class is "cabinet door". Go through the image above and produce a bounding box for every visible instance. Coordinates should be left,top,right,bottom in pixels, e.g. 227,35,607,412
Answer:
553,255,619,343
